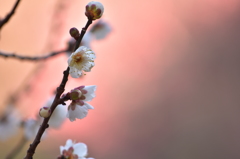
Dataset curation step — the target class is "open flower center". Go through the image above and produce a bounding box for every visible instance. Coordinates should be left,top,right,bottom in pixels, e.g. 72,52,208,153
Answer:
62,147,78,159
74,54,82,63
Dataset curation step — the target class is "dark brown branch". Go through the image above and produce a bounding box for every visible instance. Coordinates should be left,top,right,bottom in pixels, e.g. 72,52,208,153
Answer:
5,135,27,159
0,50,67,61
0,0,21,30
23,18,93,159
74,19,92,50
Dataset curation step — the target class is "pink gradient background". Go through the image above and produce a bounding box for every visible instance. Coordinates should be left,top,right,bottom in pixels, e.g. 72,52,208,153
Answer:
1,0,240,158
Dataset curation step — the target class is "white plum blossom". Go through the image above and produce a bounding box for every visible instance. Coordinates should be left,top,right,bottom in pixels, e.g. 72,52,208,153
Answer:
0,107,21,141
59,139,94,159
44,96,66,129
67,85,96,122
68,46,96,78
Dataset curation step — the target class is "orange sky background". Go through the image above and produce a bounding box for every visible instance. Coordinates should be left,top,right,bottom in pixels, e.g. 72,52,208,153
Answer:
1,0,240,158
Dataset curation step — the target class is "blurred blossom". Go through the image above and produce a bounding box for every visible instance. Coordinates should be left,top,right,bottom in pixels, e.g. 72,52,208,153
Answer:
0,106,21,141
49,105,66,129
59,139,94,159
67,85,96,121
81,32,92,48
44,96,66,129
68,46,96,78
90,20,111,40
24,117,45,140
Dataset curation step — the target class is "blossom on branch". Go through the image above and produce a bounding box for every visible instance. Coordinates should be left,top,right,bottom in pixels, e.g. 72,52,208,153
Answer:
68,46,96,78
39,107,51,118
85,1,104,20
44,96,66,129
67,85,96,121
59,139,94,159
0,106,20,141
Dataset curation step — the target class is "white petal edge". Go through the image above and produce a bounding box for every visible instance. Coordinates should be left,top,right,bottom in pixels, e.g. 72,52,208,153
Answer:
67,105,89,121
84,85,97,101
73,143,88,157
84,102,94,109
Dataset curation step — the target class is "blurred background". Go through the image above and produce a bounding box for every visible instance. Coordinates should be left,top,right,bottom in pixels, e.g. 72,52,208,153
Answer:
1,0,240,158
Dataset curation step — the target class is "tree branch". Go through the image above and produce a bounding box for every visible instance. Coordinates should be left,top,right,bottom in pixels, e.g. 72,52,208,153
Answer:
0,0,22,30
0,49,67,61
23,18,93,159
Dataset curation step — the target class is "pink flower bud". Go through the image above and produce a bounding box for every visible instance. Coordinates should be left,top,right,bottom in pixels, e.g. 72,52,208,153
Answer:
69,27,80,40
85,1,104,20
39,107,51,118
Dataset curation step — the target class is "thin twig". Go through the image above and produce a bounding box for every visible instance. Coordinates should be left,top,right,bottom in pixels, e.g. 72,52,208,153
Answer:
74,19,92,50
5,135,27,159
0,50,67,61
23,18,93,159
0,0,22,30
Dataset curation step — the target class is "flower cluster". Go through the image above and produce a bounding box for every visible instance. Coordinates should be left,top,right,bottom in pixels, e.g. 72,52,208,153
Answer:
0,1,105,158
67,85,96,122
39,85,96,123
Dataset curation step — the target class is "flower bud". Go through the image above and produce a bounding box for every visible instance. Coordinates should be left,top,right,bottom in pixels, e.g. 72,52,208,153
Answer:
69,27,80,40
70,89,82,100
85,1,104,20
39,107,51,118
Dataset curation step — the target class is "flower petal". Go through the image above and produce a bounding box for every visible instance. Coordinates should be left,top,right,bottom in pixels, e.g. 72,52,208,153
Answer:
60,146,65,154
75,46,85,53
83,52,96,61
69,67,82,78
73,143,88,157
84,102,94,109
65,139,74,148
83,85,97,101
60,139,74,154
82,62,94,72
67,105,89,121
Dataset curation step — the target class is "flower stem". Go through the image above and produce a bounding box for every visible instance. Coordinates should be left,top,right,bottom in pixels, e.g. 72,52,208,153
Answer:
74,18,93,51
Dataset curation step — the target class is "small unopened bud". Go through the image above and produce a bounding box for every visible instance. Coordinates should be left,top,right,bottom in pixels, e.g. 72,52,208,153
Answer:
85,1,104,20
69,27,80,40
39,107,51,118
70,89,82,100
